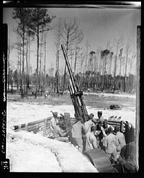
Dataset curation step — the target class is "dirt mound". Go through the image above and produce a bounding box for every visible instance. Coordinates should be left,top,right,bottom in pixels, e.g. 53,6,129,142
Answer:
7,130,98,172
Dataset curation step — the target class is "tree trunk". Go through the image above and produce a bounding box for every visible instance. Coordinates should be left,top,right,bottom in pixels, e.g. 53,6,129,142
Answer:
19,40,22,95
26,39,29,95
21,25,25,98
11,79,13,94
56,48,59,95
63,43,69,92
74,47,78,74
17,36,20,92
39,31,43,95
124,51,128,92
119,56,122,76
44,34,46,87
35,26,39,98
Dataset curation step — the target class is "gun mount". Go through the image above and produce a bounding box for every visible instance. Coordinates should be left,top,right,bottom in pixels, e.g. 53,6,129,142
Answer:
61,44,89,123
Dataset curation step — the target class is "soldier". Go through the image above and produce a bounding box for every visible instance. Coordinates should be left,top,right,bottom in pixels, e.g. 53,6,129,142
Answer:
85,126,98,151
96,121,107,150
50,112,59,137
84,113,95,133
97,111,105,123
84,113,95,152
54,124,70,142
115,126,126,158
90,113,97,125
115,126,126,149
70,116,87,152
102,126,119,162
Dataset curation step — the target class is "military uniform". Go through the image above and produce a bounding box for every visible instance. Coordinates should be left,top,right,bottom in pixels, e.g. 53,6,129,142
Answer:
85,120,95,133
103,133,119,161
85,132,98,151
71,120,87,152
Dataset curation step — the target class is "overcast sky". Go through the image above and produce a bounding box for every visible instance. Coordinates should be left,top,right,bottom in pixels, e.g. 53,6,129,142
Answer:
3,6,141,75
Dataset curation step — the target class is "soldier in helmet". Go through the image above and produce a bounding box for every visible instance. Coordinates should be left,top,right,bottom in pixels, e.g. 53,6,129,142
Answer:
85,126,98,151
102,126,119,162
97,111,105,123
84,113,95,133
50,112,59,137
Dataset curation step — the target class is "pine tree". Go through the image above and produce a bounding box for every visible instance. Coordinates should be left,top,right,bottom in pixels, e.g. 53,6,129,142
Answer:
21,8,55,98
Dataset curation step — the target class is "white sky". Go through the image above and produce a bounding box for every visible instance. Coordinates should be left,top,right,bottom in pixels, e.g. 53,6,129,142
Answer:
3,7,141,75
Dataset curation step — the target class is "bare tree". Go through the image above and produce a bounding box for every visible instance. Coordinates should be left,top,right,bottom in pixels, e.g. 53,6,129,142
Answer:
7,39,14,72
89,51,96,72
124,40,131,92
106,40,113,51
78,51,85,87
70,47,74,70
128,52,136,75
26,29,35,92
101,49,111,91
74,45,82,73
122,56,126,77
113,34,124,91
39,29,44,93
61,18,84,91
96,47,102,75
54,18,63,95
80,51,86,72
127,52,136,92
108,52,114,75
118,48,123,76
85,40,91,72
43,33,47,79
7,39,14,92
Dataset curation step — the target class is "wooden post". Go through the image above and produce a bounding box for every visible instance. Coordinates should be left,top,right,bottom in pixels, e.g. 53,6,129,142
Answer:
43,119,47,137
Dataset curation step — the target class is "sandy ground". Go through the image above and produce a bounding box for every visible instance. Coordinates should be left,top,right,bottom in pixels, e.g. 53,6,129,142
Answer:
83,92,136,99
6,92,137,172
7,130,97,172
7,101,136,129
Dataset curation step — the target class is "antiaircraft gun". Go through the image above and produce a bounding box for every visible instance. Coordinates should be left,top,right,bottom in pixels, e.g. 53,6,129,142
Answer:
61,44,89,123
61,44,129,173
61,44,125,132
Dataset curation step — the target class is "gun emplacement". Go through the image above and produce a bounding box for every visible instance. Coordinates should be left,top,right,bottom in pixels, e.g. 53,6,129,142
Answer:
61,44,89,123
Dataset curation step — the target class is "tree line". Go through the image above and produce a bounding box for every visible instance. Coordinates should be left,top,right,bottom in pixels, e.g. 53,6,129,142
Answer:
7,8,137,97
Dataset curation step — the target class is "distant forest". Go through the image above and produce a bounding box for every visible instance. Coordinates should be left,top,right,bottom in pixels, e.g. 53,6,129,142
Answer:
7,8,137,98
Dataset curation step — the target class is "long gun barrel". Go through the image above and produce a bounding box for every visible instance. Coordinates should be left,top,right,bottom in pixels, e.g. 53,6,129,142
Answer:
61,44,89,123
